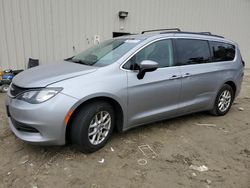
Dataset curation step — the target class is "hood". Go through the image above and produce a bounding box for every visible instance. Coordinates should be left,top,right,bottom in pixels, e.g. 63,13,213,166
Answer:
12,61,97,88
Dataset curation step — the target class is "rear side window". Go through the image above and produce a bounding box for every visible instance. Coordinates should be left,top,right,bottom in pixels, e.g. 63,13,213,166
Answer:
209,41,235,62
175,39,210,66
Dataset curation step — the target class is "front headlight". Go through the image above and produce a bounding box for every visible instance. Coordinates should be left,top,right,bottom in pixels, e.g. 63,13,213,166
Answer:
16,88,63,104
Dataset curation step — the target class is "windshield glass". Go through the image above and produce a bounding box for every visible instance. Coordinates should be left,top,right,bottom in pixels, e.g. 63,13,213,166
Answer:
71,38,141,67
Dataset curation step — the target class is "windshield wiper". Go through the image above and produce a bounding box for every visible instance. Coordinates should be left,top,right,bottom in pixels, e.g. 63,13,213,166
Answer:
70,59,89,65
64,56,75,61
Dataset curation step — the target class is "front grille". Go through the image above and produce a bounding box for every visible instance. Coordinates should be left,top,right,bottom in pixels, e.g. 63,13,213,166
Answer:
11,117,39,133
10,84,28,97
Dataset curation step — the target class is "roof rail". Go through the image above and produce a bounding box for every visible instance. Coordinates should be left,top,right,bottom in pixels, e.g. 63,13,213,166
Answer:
141,28,181,34
160,31,224,38
141,28,224,38
199,32,212,35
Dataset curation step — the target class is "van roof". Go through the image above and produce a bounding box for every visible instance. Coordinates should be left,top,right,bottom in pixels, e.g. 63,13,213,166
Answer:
118,29,236,46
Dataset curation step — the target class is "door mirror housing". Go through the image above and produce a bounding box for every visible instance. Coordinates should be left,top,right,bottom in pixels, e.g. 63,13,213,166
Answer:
137,60,159,79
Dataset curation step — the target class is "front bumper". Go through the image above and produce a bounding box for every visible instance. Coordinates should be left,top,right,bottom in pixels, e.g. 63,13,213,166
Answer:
6,92,78,145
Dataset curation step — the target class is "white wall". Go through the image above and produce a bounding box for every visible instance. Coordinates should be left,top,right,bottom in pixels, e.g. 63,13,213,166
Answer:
0,0,250,69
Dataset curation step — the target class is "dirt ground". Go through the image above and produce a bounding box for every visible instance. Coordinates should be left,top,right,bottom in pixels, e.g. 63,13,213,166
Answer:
0,70,250,188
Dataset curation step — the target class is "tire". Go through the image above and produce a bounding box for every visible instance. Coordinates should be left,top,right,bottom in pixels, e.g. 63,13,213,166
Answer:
1,84,9,93
210,84,234,116
70,101,115,153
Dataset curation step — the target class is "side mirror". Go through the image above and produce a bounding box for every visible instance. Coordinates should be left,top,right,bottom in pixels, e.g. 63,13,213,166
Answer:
137,60,159,79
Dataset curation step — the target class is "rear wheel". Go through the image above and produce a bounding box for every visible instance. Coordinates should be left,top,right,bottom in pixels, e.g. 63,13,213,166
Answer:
210,84,234,116
70,101,115,153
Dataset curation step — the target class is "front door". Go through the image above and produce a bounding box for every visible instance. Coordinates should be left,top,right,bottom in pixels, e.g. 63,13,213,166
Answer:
124,39,182,128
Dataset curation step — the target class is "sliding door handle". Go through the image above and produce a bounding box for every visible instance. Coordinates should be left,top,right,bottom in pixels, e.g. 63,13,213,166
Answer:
182,73,191,78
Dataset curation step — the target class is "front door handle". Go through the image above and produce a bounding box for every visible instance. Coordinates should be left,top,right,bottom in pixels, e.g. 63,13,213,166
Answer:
169,75,182,80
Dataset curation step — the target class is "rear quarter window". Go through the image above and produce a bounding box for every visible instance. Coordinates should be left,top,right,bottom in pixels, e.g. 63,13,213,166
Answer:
209,41,235,62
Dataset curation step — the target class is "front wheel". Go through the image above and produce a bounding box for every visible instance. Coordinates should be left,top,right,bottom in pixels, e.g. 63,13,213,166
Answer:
70,101,115,153
210,84,234,116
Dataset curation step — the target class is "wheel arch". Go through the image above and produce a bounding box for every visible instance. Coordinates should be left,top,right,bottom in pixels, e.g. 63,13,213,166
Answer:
210,80,237,112
65,95,125,142
224,80,236,97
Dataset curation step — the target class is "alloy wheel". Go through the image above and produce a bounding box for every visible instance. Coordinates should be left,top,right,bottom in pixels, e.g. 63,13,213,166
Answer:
88,111,111,145
218,90,232,112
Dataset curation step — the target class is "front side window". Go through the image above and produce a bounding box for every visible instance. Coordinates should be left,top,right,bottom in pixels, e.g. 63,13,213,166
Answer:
70,39,142,67
210,41,235,62
123,39,174,70
175,39,211,66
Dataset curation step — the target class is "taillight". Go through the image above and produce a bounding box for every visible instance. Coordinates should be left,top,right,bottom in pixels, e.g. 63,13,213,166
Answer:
239,53,245,67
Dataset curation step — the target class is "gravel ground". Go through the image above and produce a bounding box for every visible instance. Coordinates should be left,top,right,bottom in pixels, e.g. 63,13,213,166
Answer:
0,69,250,188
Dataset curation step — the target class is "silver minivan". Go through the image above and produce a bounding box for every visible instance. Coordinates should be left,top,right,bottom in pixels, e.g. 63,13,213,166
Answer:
6,29,244,152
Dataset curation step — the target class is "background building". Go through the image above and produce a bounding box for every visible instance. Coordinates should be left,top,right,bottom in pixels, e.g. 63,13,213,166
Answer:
0,0,249,69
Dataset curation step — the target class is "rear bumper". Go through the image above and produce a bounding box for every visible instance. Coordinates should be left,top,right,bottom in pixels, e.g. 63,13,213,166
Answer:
235,69,244,98
6,92,78,145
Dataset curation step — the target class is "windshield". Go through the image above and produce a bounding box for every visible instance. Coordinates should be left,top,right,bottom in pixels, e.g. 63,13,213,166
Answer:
70,38,142,67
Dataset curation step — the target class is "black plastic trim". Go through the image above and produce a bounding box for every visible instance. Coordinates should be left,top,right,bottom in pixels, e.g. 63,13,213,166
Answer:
11,117,39,133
